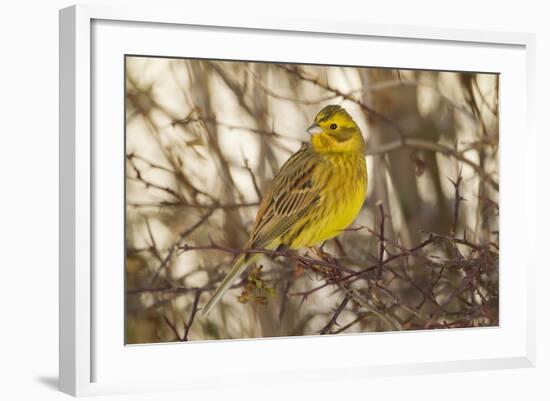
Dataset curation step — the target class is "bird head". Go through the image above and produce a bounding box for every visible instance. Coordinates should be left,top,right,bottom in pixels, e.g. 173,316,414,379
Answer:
307,105,365,154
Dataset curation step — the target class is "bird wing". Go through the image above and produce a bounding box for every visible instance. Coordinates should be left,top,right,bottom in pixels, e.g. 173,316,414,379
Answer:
248,146,322,249
202,147,321,317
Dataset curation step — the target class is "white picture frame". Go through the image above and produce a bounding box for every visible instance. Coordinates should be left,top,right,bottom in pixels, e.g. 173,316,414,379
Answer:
59,4,536,397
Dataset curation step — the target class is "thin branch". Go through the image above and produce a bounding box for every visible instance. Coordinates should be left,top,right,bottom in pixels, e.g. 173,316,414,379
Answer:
365,138,499,191
331,313,370,334
163,314,183,341
243,158,262,201
376,202,386,280
319,294,351,334
182,290,202,341
127,200,259,210
177,243,360,274
151,210,214,283
449,171,464,235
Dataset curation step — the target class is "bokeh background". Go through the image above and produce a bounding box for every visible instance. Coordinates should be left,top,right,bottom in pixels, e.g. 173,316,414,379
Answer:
125,57,499,344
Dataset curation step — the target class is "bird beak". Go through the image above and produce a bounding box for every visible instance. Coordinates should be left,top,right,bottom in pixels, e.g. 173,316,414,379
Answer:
306,123,323,135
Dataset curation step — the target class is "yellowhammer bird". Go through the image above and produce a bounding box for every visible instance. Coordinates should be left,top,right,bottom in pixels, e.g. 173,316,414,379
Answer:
201,105,367,317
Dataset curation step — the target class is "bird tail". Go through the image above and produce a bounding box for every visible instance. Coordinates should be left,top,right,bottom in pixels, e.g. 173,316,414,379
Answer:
201,252,257,318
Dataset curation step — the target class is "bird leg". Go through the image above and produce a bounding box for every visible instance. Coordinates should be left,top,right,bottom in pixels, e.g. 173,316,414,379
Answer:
309,243,337,264
307,244,342,283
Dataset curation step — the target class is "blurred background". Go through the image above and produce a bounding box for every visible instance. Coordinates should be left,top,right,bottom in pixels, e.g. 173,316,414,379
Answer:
125,57,499,344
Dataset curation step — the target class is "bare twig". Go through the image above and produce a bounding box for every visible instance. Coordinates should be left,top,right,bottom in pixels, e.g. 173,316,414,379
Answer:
151,210,214,283
163,314,183,341
243,158,262,201
127,200,259,210
319,294,351,334
376,202,386,280
182,290,202,341
449,171,464,235
177,243,358,275
366,138,498,191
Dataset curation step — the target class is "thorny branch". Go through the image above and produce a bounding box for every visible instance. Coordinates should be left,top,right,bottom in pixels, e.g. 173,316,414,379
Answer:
319,294,352,334
162,289,202,341
376,202,386,280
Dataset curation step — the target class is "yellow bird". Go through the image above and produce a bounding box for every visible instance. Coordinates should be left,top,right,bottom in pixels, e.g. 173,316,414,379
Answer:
201,105,368,317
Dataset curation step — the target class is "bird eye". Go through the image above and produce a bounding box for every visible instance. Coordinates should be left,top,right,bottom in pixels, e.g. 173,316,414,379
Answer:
330,123,337,130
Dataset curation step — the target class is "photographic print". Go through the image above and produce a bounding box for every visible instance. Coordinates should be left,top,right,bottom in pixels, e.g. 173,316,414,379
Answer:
125,57,499,344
